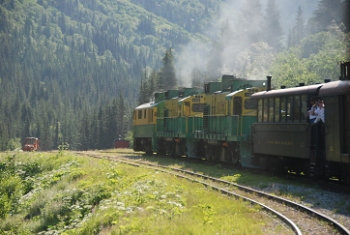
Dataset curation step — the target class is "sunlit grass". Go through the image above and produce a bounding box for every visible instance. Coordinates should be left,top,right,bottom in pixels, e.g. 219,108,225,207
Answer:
0,151,290,235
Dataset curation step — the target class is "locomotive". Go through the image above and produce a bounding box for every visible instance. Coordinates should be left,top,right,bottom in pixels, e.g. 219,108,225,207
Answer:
133,62,350,183
22,137,40,151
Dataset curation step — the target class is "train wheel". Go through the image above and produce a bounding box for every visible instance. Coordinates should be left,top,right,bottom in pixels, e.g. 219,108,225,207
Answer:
157,140,166,155
180,142,187,157
165,143,175,157
144,143,153,155
205,144,213,161
225,148,237,164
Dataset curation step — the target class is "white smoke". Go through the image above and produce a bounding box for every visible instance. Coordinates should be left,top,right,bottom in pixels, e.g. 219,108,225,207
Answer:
175,0,318,87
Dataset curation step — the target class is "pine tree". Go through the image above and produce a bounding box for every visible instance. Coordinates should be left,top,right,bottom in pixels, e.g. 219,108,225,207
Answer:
288,6,305,48
262,0,283,52
159,48,176,90
138,71,150,105
116,95,125,139
308,0,344,33
344,0,350,33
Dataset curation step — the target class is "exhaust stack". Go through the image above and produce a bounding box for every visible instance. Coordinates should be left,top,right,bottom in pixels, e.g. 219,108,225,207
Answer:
266,76,272,91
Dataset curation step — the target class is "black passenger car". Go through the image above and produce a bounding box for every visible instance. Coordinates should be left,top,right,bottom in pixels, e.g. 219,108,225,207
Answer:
250,62,350,182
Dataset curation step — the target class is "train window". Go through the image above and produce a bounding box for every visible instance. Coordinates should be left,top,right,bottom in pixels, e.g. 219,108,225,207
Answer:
234,97,242,115
258,99,263,122
184,102,190,116
280,97,287,122
245,99,257,110
263,99,268,122
148,109,153,123
192,103,205,112
293,95,301,122
301,95,308,122
287,96,293,122
269,98,274,122
275,98,280,122
138,110,142,119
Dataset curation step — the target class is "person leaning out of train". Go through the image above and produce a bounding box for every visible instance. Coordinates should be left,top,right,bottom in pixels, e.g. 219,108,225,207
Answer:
307,97,317,123
312,97,325,124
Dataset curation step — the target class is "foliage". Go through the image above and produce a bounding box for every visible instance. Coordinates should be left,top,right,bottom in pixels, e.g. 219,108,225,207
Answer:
0,0,217,151
0,151,276,235
269,28,349,88
159,47,177,90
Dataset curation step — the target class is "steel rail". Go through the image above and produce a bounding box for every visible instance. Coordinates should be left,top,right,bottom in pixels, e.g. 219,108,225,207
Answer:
81,152,350,235
84,153,302,235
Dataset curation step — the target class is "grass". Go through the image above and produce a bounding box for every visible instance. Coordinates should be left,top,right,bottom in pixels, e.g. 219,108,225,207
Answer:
0,150,291,235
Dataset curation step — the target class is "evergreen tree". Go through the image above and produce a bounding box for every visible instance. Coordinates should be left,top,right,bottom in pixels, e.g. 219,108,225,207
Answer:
344,0,350,33
288,6,305,48
308,0,344,33
116,95,125,139
78,108,91,150
159,48,176,90
262,0,283,52
138,73,149,105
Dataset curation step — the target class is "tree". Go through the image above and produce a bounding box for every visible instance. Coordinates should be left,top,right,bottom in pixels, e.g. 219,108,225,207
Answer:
137,16,155,36
158,48,176,90
236,42,275,78
344,0,350,33
288,6,305,48
115,95,125,140
308,0,344,33
262,0,283,52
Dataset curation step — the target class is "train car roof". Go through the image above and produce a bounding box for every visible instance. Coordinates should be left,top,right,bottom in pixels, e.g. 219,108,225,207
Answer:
319,80,350,96
134,101,158,110
225,89,244,99
178,96,193,103
251,83,323,99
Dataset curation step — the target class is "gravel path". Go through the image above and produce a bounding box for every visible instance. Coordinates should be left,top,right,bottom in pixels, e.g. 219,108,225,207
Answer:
259,183,350,232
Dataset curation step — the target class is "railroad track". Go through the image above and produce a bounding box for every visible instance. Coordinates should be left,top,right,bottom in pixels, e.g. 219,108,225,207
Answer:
78,151,350,235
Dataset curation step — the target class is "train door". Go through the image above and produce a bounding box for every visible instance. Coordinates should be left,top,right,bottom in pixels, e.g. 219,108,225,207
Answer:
340,95,350,159
324,96,341,162
233,97,242,115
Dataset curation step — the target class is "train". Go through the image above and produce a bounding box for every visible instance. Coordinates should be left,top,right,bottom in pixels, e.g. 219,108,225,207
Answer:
133,62,350,183
22,137,40,151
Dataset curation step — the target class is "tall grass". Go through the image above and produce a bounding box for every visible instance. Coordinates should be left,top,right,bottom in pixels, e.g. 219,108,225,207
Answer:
0,151,289,235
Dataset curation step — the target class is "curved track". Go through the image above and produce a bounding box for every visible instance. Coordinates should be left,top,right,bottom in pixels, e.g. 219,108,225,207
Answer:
79,152,350,235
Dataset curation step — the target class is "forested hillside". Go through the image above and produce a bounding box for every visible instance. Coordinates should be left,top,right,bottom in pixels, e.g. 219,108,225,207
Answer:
0,0,349,151
0,0,220,150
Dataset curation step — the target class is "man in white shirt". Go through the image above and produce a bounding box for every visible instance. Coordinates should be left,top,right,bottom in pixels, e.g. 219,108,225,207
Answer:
313,98,325,124
307,97,317,123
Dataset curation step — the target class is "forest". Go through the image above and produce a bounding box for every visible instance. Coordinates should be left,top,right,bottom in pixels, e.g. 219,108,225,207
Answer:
0,0,349,151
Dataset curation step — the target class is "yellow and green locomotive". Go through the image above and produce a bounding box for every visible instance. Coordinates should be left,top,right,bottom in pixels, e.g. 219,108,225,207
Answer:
133,62,350,182
133,75,267,163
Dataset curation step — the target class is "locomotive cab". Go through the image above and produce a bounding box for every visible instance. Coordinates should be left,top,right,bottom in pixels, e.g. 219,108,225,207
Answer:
22,137,39,151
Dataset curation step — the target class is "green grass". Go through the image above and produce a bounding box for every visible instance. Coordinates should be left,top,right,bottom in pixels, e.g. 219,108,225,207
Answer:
0,151,290,235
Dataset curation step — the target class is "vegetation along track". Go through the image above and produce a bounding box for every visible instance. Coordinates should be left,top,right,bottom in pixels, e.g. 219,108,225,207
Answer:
79,152,350,235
